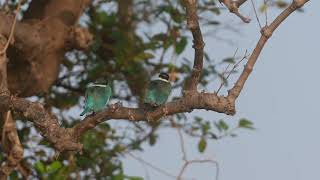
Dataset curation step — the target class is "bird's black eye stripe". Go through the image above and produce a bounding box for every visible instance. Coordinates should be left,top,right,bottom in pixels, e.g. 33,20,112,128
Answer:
159,72,170,80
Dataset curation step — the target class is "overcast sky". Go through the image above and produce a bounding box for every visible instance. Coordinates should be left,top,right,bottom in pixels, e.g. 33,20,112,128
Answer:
122,1,320,180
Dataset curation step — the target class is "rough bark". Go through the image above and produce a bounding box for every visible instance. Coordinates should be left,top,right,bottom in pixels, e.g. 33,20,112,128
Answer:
0,0,93,96
0,31,23,179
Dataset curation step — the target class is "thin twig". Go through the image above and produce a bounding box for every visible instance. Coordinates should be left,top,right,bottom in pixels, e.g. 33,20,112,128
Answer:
0,0,23,55
216,48,239,94
177,127,187,162
224,50,249,81
250,0,262,29
264,0,268,26
176,127,219,180
127,152,178,179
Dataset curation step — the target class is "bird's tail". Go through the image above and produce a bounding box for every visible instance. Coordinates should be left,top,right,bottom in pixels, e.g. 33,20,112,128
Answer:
80,108,89,116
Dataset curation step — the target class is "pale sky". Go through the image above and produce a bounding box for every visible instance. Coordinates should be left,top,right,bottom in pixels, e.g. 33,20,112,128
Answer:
122,1,320,180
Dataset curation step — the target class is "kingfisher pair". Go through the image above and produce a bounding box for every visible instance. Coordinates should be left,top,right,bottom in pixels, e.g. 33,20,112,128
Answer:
80,72,172,116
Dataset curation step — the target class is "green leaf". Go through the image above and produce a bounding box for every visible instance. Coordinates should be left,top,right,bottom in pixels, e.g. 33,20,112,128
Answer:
46,161,62,174
114,173,125,180
260,4,268,13
198,137,207,153
276,0,288,8
201,121,211,134
175,37,187,54
149,134,157,146
238,118,255,130
222,57,235,64
35,161,46,174
126,176,144,180
215,119,229,131
133,52,154,61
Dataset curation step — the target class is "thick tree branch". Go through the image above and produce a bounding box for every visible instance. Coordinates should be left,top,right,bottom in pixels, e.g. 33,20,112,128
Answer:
0,95,82,152
228,0,310,101
0,111,24,179
0,11,23,177
73,92,234,138
219,0,251,23
183,0,205,92
0,0,93,96
0,91,235,152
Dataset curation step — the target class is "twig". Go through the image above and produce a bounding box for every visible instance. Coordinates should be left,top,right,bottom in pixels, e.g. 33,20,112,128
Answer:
219,0,251,23
264,0,268,26
183,0,205,92
216,48,239,94
127,152,178,179
250,0,262,29
0,0,23,55
176,128,219,180
224,50,248,81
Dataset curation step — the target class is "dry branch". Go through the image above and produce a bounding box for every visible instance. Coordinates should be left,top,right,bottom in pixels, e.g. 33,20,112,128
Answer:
228,0,310,101
219,0,251,23
0,111,24,179
183,0,205,92
0,9,24,177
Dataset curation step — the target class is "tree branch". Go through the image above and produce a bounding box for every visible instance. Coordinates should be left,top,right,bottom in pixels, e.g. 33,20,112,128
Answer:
0,111,24,179
183,0,205,92
228,0,310,101
0,0,93,96
0,8,23,176
219,0,251,23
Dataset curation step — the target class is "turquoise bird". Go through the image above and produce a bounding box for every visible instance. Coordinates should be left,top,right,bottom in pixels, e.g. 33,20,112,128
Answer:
144,72,172,110
80,79,112,116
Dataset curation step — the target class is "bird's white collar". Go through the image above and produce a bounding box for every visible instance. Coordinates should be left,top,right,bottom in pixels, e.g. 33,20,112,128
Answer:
88,84,107,87
158,77,169,83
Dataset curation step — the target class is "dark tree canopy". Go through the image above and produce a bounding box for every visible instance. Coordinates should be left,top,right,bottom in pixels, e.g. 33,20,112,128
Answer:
0,0,309,179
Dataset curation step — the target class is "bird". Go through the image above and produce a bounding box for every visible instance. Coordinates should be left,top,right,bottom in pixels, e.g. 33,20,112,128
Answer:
80,79,112,116
143,72,172,111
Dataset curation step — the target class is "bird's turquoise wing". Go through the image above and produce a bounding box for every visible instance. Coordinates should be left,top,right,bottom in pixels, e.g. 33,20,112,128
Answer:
92,85,112,112
144,81,158,106
80,86,95,116
144,80,171,106
155,80,171,105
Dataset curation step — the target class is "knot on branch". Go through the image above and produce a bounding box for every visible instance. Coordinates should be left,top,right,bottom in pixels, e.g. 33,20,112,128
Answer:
184,0,199,30
182,90,196,97
69,26,93,50
192,41,205,50
228,2,238,13
225,98,236,115
293,0,306,8
54,128,83,152
260,26,272,38
110,102,123,113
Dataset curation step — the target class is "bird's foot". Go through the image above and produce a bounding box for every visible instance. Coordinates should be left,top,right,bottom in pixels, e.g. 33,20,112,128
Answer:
145,112,152,123
128,109,134,121
162,106,169,116
87,111,95,117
